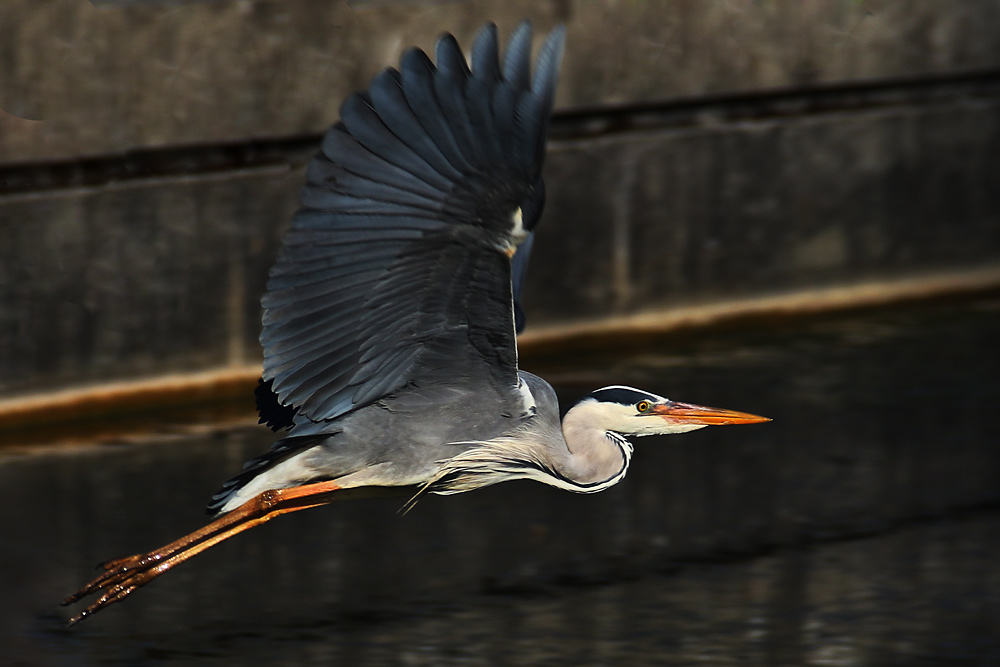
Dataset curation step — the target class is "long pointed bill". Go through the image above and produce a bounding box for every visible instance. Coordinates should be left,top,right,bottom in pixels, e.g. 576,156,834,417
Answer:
651,401,770,425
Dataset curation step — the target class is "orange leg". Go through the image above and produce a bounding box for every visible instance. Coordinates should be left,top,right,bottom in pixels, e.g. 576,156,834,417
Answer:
62,479,343,625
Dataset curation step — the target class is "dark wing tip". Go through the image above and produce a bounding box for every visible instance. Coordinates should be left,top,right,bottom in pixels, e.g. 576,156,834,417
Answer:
255,377,297,431
533,24,566,109
401,45,435,74
502,20,532,89
435,31,470,79
471,22,501,81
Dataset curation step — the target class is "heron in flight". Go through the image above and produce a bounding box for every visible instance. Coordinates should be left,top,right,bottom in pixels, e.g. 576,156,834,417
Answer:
64,21,768,625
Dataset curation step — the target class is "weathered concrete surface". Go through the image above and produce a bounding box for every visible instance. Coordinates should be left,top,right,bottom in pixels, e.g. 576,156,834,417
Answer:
0,167,296,397
524,98,1000,322
3,0,1000,162
3,92,999,400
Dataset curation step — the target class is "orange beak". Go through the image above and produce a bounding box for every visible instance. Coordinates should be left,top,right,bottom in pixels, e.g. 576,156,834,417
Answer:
650,401,771,425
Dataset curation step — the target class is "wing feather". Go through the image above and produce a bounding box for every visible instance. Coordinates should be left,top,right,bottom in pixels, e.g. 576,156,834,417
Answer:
319,127,447,201
340,95,454,194
434,35,483,168
400,48,473,173
370,69,465,182
260,22,565,427
502,21,533,90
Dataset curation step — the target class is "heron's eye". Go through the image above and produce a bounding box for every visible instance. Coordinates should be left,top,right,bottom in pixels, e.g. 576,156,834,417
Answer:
636,401,651,413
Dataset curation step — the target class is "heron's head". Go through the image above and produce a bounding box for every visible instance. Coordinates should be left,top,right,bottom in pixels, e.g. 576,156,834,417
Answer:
570,385,770,437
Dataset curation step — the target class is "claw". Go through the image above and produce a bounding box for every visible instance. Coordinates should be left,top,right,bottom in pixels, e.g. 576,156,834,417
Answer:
62,554,143,607
62,479,343,625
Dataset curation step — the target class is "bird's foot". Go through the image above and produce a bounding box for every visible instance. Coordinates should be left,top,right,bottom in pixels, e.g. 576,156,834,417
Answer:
62,551,170,625
61,479,346,626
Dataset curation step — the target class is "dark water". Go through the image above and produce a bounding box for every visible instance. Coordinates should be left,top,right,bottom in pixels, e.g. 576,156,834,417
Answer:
3,297,999,665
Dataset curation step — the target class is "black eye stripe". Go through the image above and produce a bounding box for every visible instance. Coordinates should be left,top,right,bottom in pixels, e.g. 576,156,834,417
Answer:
589,386,659,406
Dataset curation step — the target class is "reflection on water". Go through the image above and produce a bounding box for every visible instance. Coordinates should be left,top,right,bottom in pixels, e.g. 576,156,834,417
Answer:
2,298,999,665
116,515,996,666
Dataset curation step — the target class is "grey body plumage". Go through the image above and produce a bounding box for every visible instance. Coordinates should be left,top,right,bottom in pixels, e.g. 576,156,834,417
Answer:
64,21,768,625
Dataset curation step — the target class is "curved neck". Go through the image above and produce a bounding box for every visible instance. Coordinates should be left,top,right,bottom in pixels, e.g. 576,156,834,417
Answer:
555,402,633,491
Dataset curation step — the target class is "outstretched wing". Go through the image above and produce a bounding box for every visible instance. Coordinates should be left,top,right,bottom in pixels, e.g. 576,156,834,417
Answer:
260,22,565,428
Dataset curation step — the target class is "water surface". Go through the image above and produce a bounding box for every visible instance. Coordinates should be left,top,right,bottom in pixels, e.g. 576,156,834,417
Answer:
3,297,999,665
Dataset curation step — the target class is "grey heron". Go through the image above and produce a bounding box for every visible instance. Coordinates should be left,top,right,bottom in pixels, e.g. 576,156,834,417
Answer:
64,21,768,625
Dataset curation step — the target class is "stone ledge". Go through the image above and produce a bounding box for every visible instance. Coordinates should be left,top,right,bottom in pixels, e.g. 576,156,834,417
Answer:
3,267,997,438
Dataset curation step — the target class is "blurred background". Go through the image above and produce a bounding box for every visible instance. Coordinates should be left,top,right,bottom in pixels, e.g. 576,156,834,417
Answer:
1,1,999,665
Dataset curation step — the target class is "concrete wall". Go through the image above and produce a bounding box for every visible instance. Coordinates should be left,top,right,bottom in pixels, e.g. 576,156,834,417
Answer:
2,0,1000,400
